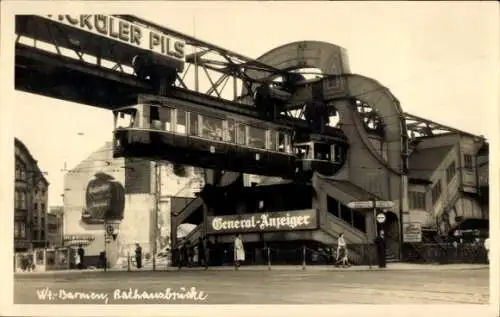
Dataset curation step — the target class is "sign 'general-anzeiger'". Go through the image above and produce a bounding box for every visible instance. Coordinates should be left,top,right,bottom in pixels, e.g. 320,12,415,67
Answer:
206,209,318,234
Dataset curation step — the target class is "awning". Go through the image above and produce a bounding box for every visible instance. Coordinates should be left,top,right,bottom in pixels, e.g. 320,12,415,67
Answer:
315,176,384,206
456,218,489,230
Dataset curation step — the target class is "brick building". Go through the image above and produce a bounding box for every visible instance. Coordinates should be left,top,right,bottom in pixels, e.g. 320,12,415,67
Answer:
62,142,204,267
14,138,49,251
405,133,489,238
47,206,64,248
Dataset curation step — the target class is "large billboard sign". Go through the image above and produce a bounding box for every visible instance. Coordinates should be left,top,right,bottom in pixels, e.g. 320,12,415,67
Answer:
40,15,186,63
82,172,125,224
206,209,318,234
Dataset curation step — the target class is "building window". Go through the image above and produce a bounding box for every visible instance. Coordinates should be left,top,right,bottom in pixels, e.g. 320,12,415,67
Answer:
409,191,426,210
15,164,21,180
14,222,26,238
15,162,28,181
41,203,46,213
464,154,473,170
431,180,442,204
446,161,456,183
15,190,27,209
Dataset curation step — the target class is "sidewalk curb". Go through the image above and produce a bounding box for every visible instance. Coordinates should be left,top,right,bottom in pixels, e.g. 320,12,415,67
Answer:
14,264,489,276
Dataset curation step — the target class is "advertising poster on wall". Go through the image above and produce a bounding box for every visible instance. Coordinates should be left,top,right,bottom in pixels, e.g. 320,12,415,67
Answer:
82,172,125,224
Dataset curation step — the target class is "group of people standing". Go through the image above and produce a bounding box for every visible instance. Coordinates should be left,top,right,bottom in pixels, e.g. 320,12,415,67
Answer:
174,234,245,269
175,236,211,269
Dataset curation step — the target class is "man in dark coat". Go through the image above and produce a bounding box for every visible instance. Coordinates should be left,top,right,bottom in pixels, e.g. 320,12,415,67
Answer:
198,237,210,269
135,242,142,269
375,230,386,268
176,242,184,269
185,240,193,267
77,245,85,269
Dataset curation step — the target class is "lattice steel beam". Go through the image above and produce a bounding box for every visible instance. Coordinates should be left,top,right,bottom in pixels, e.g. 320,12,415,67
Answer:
117,15,283,101
403,112,484,140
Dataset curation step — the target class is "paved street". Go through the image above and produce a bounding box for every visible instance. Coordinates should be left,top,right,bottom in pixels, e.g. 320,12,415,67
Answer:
14,265,489,304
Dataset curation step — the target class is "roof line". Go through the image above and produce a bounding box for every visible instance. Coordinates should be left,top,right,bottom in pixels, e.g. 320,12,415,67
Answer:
404,112,486,140
14,137,49,185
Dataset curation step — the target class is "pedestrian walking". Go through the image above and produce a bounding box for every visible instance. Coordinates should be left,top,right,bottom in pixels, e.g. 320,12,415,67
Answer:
135,242,143,269
176,242,184,269
335,233,347,264
198,237,209,269
77,245,85,269
234,234,245,269
339,247,350,267
484,237,490,263
375,230,386,268
185,240,193,267
75,251,81,269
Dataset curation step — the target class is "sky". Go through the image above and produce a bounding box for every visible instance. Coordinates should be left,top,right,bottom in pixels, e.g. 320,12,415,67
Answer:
5,1,499,207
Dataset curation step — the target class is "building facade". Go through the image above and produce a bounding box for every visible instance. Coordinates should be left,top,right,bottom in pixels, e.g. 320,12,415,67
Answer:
14,138,49,252
63,142,203,267
405,133,489,239
47,206,64,248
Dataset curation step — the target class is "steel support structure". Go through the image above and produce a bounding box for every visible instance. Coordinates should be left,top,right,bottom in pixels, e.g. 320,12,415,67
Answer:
403,112,484,142
15,15,486,144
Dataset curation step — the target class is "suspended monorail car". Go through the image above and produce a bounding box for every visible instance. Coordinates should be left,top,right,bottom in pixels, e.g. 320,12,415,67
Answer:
112,94,348,179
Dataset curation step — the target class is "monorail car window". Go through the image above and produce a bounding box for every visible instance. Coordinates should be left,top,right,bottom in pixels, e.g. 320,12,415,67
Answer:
150,106,162,130
189,113,199,136
333,145,343,163
295,144,312,159
176,109,187,134
224,119,236,143
278,132,291,153
314,143,331,161
201,115,223,141
268,130,278,151
248,126,266,149
159,107,172,131
115,109,137,129
237,123,246,145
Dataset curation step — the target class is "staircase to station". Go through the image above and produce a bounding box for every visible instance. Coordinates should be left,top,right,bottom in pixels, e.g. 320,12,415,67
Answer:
173,173,396,266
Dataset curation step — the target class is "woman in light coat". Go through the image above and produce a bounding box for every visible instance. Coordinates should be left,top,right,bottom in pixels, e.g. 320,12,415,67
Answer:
484,237,490,263
234,234,245,269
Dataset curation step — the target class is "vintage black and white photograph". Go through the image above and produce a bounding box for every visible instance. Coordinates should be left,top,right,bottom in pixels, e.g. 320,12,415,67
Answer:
1,1,498,316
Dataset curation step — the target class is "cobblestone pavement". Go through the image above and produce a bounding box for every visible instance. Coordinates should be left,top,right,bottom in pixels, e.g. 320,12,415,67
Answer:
13,265,489,305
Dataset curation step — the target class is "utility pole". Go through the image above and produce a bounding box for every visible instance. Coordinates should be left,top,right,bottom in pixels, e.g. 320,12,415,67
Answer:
104,220,107,272
372,197,378,236
153,162,160,271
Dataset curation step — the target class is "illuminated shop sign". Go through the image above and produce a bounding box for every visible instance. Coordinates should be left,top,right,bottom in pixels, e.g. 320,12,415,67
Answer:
206,209,318,234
